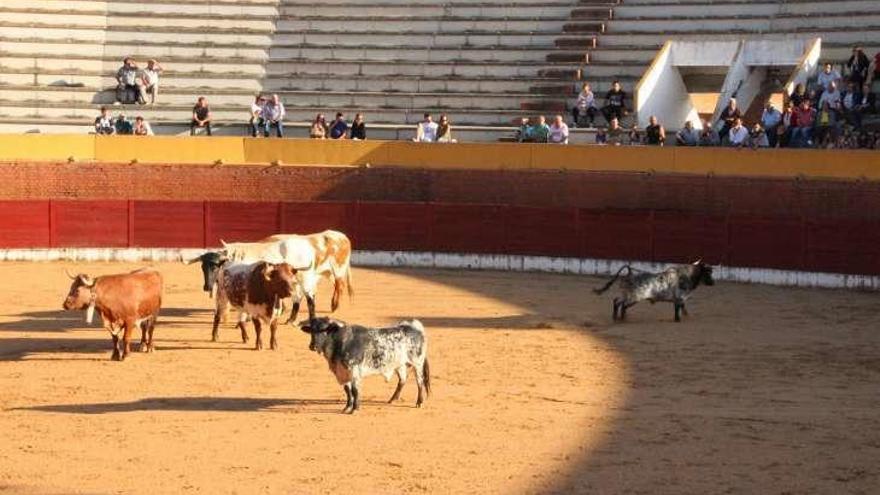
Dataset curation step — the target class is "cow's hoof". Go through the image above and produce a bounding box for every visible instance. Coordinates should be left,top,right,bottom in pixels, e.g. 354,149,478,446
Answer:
254,343,263,351
139,343,150,353
342,406,353,414
270,342,279,351
111,353,121,361
211,335,219,343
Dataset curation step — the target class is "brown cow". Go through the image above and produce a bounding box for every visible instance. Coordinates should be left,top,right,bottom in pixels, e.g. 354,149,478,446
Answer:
212,261,296,350
62,268,163,361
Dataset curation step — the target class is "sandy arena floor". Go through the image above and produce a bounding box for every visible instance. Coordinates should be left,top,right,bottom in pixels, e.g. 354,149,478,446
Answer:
0,262,878,494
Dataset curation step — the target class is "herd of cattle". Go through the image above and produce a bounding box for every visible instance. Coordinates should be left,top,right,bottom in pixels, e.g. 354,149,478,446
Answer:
60,228,715,413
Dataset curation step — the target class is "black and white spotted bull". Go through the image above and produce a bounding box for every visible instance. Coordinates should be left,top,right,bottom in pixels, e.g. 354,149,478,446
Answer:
593,261,715,322
299,317,430,414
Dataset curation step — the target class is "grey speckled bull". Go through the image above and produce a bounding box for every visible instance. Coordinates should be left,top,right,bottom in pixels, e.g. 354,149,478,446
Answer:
593,261,715,322
300,317,430,414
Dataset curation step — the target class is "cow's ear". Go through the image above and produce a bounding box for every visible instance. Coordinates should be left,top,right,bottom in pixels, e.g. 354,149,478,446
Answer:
325,321,342,333
262,263,275,281
298,321,312,333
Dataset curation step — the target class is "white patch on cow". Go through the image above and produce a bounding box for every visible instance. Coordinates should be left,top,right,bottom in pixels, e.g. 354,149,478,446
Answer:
85,302,96,324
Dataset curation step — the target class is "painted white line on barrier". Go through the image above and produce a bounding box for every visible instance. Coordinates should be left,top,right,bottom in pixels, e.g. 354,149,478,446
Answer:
0,248,876,291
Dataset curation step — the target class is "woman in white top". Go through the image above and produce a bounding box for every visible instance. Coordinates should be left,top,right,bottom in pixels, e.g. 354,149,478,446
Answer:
572,83,598,128
435,114,457,143
413,113,438,142
548,115,569,144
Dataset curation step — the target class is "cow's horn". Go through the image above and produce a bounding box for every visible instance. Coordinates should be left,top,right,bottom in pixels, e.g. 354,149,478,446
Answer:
693,258,703,265
64,269,78,280
184,255,201,265
263,264,274,281
80,274,95,286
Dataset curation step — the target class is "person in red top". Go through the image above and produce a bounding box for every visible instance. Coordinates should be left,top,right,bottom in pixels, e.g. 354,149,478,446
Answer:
791,100,816,148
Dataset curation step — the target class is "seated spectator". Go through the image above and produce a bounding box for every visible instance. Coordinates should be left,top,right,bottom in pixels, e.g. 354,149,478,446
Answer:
529,115,550,143
847,47,870,87
602,81,627,125
791,100,816,148
309,114,327,139
328,112,348,139
698,119,720,146
749,123,769,149
675,120,699,146
717,98,742,144
516,117,531,142
350,113,366,140
842,82,864,129
595,127,607,145
249,95,264,137
436,114,457,143
606,118,625,146
190,96,212,136
874,50,880,82
261,94,285,138
858,83,875,114
818,82,842,115
94,106,115,135
780,102,796,148
760,102,783,148
572,83,598,128
627,124,642,145
548,114,569,144
727,118,749,147
133,115,154,136
645,115,665,146
114,113,133,135
815,63,841,101
115,57,143,104
413,113,438,142
814,101,841,148
790,83,808,108
140,59,162,105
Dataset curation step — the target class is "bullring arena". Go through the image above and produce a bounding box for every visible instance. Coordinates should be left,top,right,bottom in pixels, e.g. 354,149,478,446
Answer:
2,0,880,492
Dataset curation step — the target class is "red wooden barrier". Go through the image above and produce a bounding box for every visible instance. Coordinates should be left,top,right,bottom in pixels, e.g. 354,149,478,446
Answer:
53,200,128,247
0,201,50,248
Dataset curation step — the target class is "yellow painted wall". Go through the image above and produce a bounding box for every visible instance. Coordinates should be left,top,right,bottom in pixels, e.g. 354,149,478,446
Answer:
1,134,879,180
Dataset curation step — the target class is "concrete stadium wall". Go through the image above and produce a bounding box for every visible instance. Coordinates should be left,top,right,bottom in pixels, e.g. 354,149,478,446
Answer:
2,135,880,179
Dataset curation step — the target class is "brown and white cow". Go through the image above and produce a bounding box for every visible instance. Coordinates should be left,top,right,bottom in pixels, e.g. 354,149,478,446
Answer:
221,229,354,321
62,268,163,361
212,261,296,350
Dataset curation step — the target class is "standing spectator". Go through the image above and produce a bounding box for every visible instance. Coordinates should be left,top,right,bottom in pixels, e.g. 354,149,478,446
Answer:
94,106,115,135
815,63,841,101
780,101,796,148
675,120,699,146
760,102,783,148
727,117,749,147
749,123,769,149
606,118,626,146
790,83,808,108
842,82,864,129
261,94,285,138
645,115,665,146
350,113,366,140
413,113,438,142
114,112,133,135
309,114,327,139
328,112,348,139
572,83,598,128
140,59,162,105
602,81,627,125
248,95,264,137
791,100,816,148
846,47,870,87
191,96,212,136
818,82,842,115
115,57,143,104
699,119,721,146
436,114,457,143
717,98,742,144
133,116,154,136
548,114,569,144
814,101,840,148
529,115,550,143
516,117,531,142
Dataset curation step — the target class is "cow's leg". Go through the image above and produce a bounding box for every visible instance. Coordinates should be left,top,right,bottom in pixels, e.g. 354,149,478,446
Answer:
305,293,317,321
388,365,408,403
111,333,121,361
681,303,690,317
139,320,149,352
211,310,221,342
269,319,279,350
612,297,621,321
252,318,264,350
238,312,249,343
674,300,684,322
121,319,135,360
342,383,353,413
286,283,304,324
414,362,426,408
620,301,636,321
350,377,361,413
147,316,156,352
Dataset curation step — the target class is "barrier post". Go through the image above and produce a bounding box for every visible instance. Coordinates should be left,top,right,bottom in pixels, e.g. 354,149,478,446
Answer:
127,200,135,248
48,200,57,248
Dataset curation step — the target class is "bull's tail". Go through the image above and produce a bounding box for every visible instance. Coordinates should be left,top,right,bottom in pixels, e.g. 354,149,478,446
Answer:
345,265,354,299
331,274,343,312
422,358,431,397
593,265,632,295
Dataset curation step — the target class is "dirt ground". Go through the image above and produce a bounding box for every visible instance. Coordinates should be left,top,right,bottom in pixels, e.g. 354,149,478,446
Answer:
0,262,878,494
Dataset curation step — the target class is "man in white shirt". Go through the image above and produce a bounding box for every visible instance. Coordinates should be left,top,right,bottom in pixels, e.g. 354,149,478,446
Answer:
140,59,162,104
728,118,749,147
815,63,841,100
548,114,569,144
675,120,700,146
414,113,438,142
760,103,782,148
260,94,285,138
818,82,842,114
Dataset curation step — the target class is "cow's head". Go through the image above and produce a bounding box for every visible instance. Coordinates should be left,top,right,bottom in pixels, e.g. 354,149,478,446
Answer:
185,251,228,294
299,317,344,353
258,262,297,300
693,260,715,286
63,271,96,311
